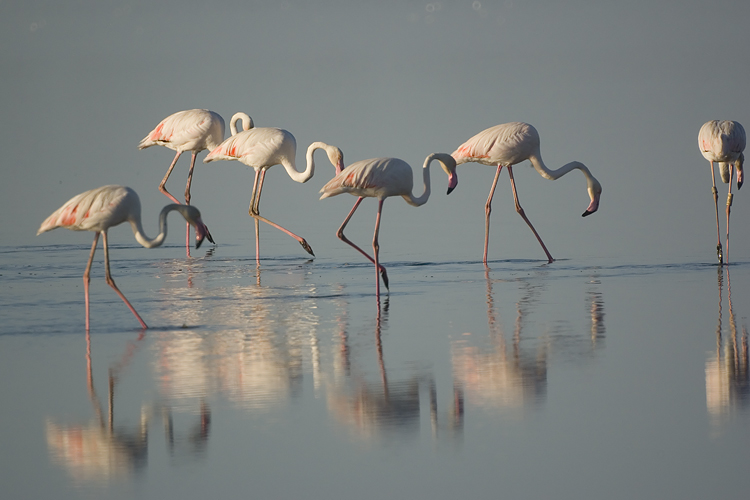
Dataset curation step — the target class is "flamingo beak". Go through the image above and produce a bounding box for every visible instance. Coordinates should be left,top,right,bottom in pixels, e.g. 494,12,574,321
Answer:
194,218,214,248
447,172,458,195
582,188,601,217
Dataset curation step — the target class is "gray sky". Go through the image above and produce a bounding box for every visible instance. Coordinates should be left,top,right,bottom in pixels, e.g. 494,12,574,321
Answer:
3,0,749,263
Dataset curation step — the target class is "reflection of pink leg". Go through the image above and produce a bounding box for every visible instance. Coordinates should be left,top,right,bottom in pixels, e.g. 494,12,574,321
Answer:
507,166,554,263
83,233,100,331
250,169,315,257
336,197,389,290
483,165,503,265
102,232,148,329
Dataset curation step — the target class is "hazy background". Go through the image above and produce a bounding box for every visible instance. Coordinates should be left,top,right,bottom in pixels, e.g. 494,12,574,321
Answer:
3,0,748,263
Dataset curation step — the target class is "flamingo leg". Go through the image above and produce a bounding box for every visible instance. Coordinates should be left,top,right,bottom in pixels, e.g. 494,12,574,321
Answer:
249,169,315,258
507,166,554,263
101,232,148,329
248,169,262,264
483,165,504,265
372,199,386,298
725,164,735,265
710,161,723,264
83,232,100,331
335,197,389,290
183,152,199,257
159,151,184,205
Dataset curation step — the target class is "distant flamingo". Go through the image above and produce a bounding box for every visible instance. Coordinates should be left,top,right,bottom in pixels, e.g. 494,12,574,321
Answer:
698,120,745,264
319,154,458,297
204,120,344,262
37,185,213,330
451,122,602,264
138,109,226,253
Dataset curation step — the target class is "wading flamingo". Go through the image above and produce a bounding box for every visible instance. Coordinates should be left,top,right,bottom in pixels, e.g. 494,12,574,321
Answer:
138,109,227,254
319,153,458,297
37,185,213,330
451,122,602,264
698,120,745,265
203,118,344,262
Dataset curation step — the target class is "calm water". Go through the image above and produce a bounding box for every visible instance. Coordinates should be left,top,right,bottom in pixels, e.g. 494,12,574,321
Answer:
1,244,748,499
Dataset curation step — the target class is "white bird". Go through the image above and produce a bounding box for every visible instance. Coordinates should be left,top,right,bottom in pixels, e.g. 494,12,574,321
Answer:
451,122,602,264
138,109,226,253
698,120,745,264
37,185,213,330
320,153,458,297
204,117,344,262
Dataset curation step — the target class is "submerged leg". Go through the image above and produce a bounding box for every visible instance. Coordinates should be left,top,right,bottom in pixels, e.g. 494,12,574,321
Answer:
483,165,504,265
507,166,554,263
336,197,389,290
102,232,148,329
159,151,183,205
249,169,315,258
83,232,100,331
710,161,723,264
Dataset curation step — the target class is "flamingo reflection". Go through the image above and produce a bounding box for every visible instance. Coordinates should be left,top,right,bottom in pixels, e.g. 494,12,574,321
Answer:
46,331,149,484
706,267,749,421
326,297,463,442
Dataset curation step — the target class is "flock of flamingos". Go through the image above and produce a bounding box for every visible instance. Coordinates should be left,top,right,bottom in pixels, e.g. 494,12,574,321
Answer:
36,109,745,330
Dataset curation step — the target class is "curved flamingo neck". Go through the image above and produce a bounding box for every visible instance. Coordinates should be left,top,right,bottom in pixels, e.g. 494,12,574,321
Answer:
407,153,455,207
283,141,342,184
528,153,602,212
230,112,254,135
130,204,194,249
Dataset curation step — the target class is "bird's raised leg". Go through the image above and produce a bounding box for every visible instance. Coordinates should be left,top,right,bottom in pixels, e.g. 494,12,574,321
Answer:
83,232,100,331
159,151,184,205
373,199,386,298
483,165,504,265
102,232,148,329
725,164,735,265
710,161,723,264
336,197,389,290
249,169,315,258
507,166,554,263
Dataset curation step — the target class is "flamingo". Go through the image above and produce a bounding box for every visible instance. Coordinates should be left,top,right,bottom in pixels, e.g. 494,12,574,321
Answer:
319,153,458,297
698,120,745,265
451,122,602,264
138,109,227,254
37,185,213,330
203,119,344,262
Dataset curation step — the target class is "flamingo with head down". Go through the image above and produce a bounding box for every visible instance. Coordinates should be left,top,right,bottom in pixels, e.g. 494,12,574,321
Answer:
37,185,213,330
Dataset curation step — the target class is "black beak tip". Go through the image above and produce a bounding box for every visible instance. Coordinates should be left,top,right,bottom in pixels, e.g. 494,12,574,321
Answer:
582,210,593,217
447,186,455,195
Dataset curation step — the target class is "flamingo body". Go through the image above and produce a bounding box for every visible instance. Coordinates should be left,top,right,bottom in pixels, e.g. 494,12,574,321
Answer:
320,154,457,297
204,121,344,261
138,109,225,154
451,122,602,264
38,185,212,330
698,120,745,264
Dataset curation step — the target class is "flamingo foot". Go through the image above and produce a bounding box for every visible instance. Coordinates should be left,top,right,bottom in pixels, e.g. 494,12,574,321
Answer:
380,266,389,290
299,239,315,256
717,243,724,265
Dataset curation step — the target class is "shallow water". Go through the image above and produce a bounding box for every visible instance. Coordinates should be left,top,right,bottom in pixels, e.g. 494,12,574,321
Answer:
1,244,749,499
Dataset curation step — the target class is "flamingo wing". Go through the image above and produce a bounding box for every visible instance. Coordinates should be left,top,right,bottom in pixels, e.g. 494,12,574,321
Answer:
37,185,137,234
139,109,224,152
320,158,412,199
204,127,294,168
699,120,746,160
452,122,538,166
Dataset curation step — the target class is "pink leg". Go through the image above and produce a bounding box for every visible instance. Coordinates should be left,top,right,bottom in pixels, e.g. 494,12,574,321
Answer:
372,199,386,298
710,161,723,264
507,166,554,263
159,151,183,205
483,165,504,265
183,152,199,258
336,197,389,290
249,169,262,264
249,169,315,258
83,233,100,331
725,164,734,265
102,232,148,329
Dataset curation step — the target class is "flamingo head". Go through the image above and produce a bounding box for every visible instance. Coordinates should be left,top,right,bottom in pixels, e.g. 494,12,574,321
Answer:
194,218,214,248
430,153,458,194
737,153,744,190
582,178,602,217
177,205,214,248
327,145,345,176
